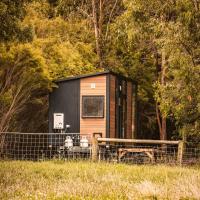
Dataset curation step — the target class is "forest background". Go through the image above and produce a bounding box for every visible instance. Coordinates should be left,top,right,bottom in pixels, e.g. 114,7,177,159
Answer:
0,0,200,142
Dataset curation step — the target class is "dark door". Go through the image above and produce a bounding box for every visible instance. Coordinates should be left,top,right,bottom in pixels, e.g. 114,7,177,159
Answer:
116,78,127,138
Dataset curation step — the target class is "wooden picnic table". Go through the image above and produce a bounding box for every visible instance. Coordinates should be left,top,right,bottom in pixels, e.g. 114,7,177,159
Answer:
98,144,161,163
118,147,157,163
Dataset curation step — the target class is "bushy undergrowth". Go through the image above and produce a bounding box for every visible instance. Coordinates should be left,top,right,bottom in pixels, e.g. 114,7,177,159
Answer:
0,161,200,200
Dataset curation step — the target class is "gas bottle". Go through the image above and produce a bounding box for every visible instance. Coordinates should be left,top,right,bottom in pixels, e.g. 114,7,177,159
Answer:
64,136,73,148
80,136,89,148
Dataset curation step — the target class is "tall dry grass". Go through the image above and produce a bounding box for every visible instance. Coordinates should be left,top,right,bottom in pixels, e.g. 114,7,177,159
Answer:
0,161,200,199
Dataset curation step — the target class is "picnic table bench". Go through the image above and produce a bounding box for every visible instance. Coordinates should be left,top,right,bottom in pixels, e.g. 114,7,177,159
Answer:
98,144,163,163
118,148,157,163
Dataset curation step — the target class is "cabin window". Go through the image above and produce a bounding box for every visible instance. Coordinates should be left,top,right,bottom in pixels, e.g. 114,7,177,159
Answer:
82,96,104,118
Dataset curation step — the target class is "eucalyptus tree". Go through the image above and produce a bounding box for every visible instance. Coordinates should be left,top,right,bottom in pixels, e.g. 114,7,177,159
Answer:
108,0,200,139
55,0,124,69
0,44,52,132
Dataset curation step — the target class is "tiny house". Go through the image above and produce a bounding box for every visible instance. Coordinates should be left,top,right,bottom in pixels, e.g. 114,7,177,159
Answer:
49,71,137,139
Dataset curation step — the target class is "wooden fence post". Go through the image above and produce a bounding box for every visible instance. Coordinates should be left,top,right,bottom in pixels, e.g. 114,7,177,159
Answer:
92,133,102,161
177,141,184,166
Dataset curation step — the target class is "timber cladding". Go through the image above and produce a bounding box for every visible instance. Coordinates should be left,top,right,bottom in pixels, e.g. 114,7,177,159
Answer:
126,81,133,139
80,75,107,137
109,75,116,138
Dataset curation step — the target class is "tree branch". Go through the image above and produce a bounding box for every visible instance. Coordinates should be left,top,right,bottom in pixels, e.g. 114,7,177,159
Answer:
105,0,118,41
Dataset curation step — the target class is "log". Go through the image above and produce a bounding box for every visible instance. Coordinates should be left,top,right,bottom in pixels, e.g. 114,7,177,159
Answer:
97,138,179,145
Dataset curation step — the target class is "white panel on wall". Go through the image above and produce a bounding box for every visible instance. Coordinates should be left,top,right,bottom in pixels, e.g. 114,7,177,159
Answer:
53,113,64,129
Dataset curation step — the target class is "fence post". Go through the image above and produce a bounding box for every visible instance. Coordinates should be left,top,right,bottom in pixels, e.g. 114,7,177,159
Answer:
92,133,102,161
0,132,6,154
177,140,184,166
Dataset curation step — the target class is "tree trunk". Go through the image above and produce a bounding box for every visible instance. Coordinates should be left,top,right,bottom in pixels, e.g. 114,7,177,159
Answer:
160,50,167,140
156,103,162,137
155,50,167,140
161,117,167,140
91,0,103,68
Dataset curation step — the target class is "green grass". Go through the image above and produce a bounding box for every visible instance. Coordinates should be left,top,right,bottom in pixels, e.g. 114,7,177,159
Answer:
0,161,200,200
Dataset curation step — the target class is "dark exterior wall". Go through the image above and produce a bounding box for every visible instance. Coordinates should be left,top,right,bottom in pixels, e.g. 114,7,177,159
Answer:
49,79,80,133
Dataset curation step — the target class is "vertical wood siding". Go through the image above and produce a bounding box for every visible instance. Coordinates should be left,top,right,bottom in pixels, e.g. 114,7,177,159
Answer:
80,75,107,137
109,75,116,138
126,81,133,139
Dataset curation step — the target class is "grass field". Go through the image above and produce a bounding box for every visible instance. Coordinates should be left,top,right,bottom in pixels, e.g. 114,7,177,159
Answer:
0,161,200,200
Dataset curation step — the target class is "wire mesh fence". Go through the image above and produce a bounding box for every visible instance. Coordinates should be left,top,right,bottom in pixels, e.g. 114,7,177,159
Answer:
98,143,179,165
0,132,200,165
97,139,200,166
182,145,200,165
0,132,92,161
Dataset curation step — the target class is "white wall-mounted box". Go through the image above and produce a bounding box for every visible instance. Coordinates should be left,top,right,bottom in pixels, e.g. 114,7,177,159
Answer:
53,113,64,129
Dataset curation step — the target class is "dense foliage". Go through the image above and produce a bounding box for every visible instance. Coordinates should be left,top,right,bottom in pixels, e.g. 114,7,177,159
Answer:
0,0,199,139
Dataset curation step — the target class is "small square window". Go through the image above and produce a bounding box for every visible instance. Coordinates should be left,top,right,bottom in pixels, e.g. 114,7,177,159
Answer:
82,96,104,118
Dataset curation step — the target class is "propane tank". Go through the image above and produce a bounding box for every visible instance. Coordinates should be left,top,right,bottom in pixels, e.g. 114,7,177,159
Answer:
80,136,89,148
64,136,73,148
